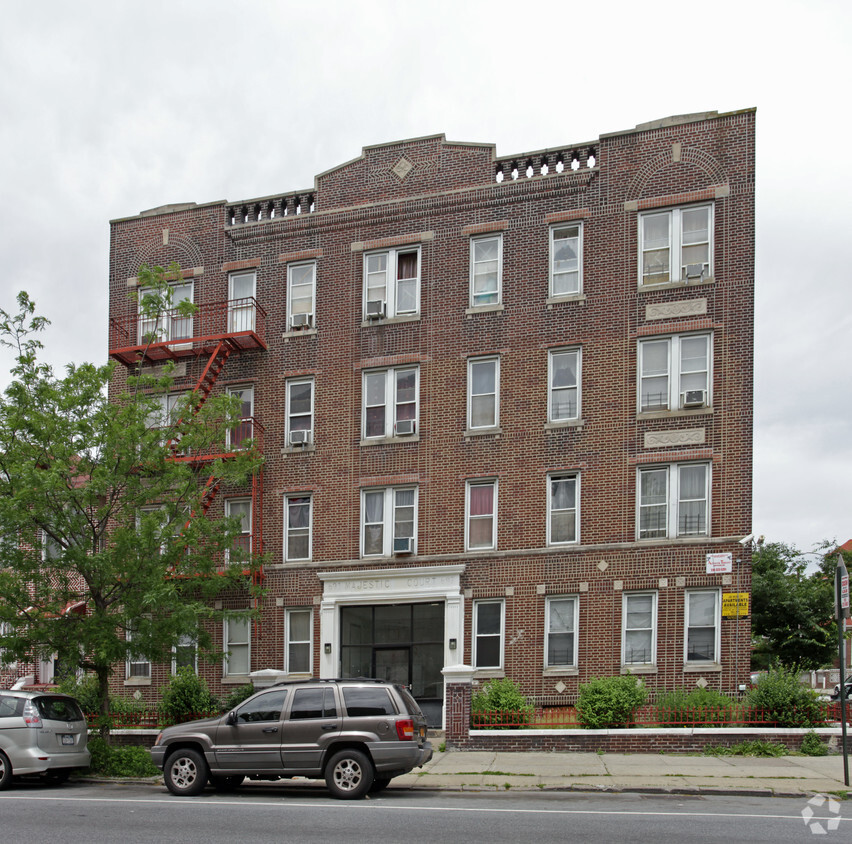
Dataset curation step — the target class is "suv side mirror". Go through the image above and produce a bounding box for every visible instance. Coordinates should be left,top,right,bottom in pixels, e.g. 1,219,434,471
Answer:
226,710,238,726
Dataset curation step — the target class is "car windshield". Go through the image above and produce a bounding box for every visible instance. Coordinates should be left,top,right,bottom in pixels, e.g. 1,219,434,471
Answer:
36,696,84,722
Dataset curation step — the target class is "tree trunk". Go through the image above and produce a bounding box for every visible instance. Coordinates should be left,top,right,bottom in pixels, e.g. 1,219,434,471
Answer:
96,666,111,740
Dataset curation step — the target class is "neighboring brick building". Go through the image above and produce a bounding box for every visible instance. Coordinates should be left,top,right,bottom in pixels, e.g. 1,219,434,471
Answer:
106,108,755,725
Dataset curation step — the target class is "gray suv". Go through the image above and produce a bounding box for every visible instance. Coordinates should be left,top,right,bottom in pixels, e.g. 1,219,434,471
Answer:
151,679,433,799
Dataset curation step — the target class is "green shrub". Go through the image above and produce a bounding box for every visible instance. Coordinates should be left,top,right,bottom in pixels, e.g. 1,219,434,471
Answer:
703,739,788,757
471,678,533,728
800,730,830,756
159,667,219,724
221,683,255,711
655,687,739,726
86,737,160,777
745,665,823,727
57,674,102,715
576,675,647,729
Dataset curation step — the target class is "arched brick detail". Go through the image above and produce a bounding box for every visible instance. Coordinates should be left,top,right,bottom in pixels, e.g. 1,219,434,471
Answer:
123,232,204,280
626,147,726,201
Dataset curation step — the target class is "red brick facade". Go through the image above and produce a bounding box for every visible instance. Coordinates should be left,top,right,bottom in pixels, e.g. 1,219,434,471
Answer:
105,109,755,722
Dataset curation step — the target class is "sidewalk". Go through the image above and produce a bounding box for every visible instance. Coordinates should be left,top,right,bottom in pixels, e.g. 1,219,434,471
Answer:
392,750,852,798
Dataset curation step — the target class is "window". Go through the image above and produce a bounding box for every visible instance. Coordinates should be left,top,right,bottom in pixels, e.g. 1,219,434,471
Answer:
362,367,419,439
224,615,250,676
548,348,580,422
172,633,197,674
622,592,657,666
126,621,151,680
685,590,720,663
466,480,496,551
639,204,713,285
638,463,709,539
284,495,311,562
342,686,395,717
226,385,254,448
550,224,582,296
467,356,499,430
145,392,182,430
286,378,314,446
0,622,16,670
226,499,252,561
290,687,336,720
473,599,504,669
235,689,287,723
469,234,502,307
138,281,193,345
548,475,579,545
285,608,312,673
639,334,711,412
363,246,420,318
287,261,316,329
228,271,256,332
545,596,578,669
361,487,417,557
42,530,62,562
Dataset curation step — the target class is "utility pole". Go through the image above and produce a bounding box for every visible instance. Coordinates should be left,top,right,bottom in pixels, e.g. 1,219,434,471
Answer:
836,555,850,787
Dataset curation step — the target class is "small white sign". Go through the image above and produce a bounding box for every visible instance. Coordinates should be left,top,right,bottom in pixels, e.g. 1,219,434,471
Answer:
841,574,849,610
706,552,733,574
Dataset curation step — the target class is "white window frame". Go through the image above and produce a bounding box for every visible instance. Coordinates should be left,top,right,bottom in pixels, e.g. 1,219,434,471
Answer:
637,462,710,540
685,589,721,664
171,633,198,674
363,245,421,319
138,280,194,345
284,494,312,562
360,486,418,558
638,203,714,286
284,607,313,674
225,498,252,562
223,614,251,677
469,234,503,308
467,356,500,431
548,348,581,422
544,595,578,670
621,591,657,667
228,271,255,333
287,261,316,330
0,621,17,670
126,620,151,681
549,223,583,297
465,479,497,551
638,333,712,412
285,377,314,446
473,599,505,670
226,384,254,449
362,366,420,439
547,474,579,546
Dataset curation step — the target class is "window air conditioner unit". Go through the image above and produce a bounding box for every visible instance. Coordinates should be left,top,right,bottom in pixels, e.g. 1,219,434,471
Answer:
394,419,416,436
291,313,313,329
366,300,385,319
393,536,413,554
685,263,705,281
681,389,707,408
289,429,312,446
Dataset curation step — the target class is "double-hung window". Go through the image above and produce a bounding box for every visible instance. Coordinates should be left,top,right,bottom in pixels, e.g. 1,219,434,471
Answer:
639,204,713,285
685,590,720,663
638,463,710,539
226,385,254,449
473,599,504,670
548,474,579,545
224,615,250,677
466,480,497,550
126,621,151,680
286,378,314,446
285,608,312,673
639,334,711,412
287,261,316,330
363,367,419,439
364,247,420,319
545,596,578,669
361,486,417,557
469,235,502,307
226,498,252,561
284,494,312,562
467,356,499,430
172,633,198,674
548,348,580,422
138,281,194,345
0,622,17,670
550,224,582,297
228,272,255,333
622,592,657,666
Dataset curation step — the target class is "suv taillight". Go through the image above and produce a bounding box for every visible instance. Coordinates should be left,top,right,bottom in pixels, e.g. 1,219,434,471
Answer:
395,718,414,741
23,699,42,728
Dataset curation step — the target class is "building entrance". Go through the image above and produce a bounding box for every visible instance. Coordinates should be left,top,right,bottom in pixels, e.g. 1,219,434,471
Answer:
340,602,444,726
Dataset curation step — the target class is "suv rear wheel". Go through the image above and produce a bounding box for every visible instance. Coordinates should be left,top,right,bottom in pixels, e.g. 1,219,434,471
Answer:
164,748,208,796
325,749,374,799
0,750,12,790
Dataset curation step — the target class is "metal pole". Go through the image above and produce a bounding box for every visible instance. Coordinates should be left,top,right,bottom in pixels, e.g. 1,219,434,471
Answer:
836,556,849,787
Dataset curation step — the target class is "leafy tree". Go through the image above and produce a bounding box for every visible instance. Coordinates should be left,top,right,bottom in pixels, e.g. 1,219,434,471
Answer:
0,269,262,735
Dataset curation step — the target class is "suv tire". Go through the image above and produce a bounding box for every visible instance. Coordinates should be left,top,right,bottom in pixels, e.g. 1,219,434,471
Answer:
325,749,374,799
164,748,208,796
0,750,12,790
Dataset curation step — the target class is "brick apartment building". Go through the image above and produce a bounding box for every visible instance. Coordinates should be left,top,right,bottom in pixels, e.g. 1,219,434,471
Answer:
102,108,755,726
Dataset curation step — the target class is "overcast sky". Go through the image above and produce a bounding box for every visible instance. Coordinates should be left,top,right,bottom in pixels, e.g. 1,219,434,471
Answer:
1,1,849,557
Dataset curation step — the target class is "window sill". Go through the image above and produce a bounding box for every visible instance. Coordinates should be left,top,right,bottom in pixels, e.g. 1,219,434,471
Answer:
542,667,579,677
465,304,504,316
546,294,586,307
683,662,722,673
639,276,715,293
636,535,711,544
637,407,713,420
465,545,496,554
281,444,316,455
621,664,658,675
360,434,421,447
123,677,151,687
473,669,505,680
222,675,252,685
464,426,502,439
360,314,420,328
282,327,318,339
544,419,584,431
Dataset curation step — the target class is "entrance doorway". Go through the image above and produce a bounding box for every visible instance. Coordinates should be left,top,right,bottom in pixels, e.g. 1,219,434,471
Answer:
340,602,444,727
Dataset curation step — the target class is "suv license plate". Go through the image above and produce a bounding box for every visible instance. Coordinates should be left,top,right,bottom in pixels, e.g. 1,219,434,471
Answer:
419,726,426,739
60,734,74,746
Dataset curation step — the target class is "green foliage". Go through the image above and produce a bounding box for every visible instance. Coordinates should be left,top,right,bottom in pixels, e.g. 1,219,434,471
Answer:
800,731,830,756
655,687,739,725
86,737,160,777
221,683,256,711
745,665,824,727
57,675,102,715
703,739,788,757
471,678,534,727
159,667,219,723
576,675,647,729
